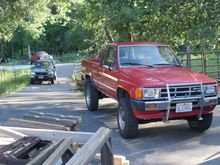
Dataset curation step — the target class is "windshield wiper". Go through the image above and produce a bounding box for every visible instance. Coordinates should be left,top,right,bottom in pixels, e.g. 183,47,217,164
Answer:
153,63,182,67
122,63,153,67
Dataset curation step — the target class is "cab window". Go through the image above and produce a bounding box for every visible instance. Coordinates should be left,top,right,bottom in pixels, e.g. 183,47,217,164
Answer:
103,47,116,68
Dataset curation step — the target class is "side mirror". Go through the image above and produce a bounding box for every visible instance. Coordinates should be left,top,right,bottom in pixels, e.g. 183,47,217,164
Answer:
108,65,112,71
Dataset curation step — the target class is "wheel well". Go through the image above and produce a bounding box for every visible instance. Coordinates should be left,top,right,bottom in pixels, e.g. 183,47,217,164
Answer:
117,88,130,101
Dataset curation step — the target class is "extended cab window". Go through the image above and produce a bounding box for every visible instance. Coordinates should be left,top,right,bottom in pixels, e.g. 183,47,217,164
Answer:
103,47,116,68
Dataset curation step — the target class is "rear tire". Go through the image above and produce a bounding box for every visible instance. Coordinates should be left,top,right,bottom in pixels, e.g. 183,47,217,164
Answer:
117,98,138,138
85,79,99,111
187,113,213,132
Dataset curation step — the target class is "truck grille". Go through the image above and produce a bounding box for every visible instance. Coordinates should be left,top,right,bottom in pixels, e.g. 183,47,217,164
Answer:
35,72,48,76
161,84,202,100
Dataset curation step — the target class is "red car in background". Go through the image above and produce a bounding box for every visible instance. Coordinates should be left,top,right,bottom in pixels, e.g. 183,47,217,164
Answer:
30,51,53,64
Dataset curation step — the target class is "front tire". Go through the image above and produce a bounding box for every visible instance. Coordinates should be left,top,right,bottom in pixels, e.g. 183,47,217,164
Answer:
85,79,99,111
117,98,138,138
51,79,54,84
30,79,34,84
187,113,213,132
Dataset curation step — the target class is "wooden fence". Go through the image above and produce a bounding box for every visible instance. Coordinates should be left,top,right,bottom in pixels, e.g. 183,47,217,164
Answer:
177,49,220,81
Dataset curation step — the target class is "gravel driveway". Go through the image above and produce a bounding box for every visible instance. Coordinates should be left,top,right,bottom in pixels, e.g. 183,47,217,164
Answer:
0,63,220,165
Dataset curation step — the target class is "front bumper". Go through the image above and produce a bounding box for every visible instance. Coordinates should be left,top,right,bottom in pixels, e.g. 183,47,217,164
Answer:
131,97,218,111
30,75,54,81
130,97,218,120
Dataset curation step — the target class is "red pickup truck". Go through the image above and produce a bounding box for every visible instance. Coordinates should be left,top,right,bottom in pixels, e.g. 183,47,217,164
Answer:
81,42,218,138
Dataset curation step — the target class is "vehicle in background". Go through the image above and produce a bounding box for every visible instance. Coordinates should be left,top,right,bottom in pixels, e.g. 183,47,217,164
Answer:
0,57,9,63
82,42,218,138
30,59,57,84
30,51,53,64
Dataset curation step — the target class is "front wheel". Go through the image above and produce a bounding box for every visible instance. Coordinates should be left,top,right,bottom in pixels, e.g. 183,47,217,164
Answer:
51,79,54,84
85,79,99,111
30,79,34,84
187,113,213,132
117,98,138,138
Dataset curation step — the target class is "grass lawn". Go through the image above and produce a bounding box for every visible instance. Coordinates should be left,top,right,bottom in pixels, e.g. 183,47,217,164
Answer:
0,69,30,96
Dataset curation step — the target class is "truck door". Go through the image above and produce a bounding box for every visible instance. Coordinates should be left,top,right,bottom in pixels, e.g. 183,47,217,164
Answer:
101,46,118,98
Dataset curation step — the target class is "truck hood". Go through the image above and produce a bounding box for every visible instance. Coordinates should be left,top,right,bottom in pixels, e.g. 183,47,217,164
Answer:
120,66,216,87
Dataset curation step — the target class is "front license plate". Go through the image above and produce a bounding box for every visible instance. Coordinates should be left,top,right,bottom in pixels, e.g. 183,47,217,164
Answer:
176,102,192,113
39,76,43,79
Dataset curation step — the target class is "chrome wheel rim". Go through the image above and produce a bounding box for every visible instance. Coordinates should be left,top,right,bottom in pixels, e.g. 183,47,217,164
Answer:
86,87,90,106
119,107,125,130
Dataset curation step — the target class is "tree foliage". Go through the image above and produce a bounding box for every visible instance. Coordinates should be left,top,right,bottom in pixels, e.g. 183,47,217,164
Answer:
0,0,219,57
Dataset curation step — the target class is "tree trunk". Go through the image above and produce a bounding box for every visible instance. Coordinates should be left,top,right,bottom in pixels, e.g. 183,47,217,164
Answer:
104,25,114,43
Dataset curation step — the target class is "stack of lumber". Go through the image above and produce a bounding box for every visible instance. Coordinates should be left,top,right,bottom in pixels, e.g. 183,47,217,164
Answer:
4,111,81,131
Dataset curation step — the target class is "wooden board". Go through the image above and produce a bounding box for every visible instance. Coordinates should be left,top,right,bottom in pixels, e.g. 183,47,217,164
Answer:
26,138,64,165
4,118,66,130
28,111,82,124
0,138,15,147
42,137,74,165
3,126,93,144
23,114,77,127
0,126,26,139
66,127,112,165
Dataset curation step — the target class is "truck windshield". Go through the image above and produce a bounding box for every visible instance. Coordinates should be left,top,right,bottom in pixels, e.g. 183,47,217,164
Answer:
34,61,52,69
119,46,181,67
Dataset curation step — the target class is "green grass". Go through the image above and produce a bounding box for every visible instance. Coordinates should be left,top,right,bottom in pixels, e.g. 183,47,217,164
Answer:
72,71,84,96
0,69,30,96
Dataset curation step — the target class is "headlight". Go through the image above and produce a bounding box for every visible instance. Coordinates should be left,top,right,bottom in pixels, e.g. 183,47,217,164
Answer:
135,88,161,99
143,88,155,98
48,71,53,75
30,72,35,75
204,85,216,95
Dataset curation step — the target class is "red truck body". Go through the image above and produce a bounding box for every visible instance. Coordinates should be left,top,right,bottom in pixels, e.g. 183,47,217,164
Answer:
82,42,218,138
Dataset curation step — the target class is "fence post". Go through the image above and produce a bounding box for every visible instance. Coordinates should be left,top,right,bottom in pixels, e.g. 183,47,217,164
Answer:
201,49,206,74
186,46,191,68
217,52,220,79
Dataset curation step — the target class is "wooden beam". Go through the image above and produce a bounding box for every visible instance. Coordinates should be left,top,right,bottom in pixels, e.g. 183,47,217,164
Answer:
23,114,77,127
0,126,26,139
101,138,113,165
42,137,74,165
28,111,82,124
0,138,15,147
4,126,93,144
26,138,64,165
4,118,66,130
66,127,112,165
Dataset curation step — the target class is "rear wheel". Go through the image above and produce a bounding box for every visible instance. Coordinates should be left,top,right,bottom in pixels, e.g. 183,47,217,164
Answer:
85,79,99,111
187,113,213,132
117,98,138,138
